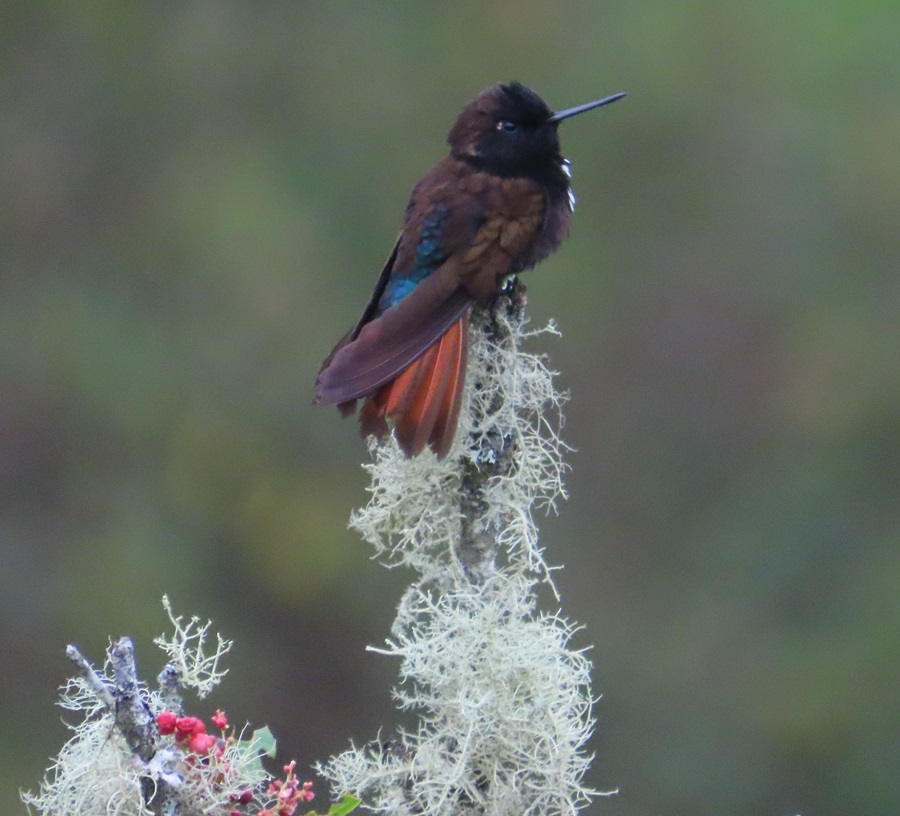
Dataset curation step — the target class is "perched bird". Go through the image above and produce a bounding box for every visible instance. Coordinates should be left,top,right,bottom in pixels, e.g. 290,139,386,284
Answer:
315,81,625,458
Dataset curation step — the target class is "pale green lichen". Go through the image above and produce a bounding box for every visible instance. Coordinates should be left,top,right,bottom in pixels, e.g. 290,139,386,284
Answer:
350,305,570,583
22,709,145,816
320,295,600,816
23,605,266,816
154,594,233,699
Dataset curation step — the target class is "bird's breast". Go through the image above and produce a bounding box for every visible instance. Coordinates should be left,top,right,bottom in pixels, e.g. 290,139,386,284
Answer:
384,158,572,307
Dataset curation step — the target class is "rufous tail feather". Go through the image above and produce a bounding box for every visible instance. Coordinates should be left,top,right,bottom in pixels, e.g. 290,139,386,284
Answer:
359,314,468,458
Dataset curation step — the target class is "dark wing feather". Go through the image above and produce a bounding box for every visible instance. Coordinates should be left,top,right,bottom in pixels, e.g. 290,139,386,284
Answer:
316,159,488,407
314,263,472,405
315,237,401,377
315,157,549,409
348,235,401,342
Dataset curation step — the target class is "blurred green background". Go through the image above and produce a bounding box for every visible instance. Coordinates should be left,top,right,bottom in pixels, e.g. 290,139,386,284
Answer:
2,2,899,815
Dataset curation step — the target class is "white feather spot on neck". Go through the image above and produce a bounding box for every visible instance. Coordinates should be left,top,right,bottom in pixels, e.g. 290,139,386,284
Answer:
561,158,575,211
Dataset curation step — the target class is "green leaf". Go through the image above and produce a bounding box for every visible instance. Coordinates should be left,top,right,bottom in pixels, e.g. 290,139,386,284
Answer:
230,725,277,777
307,794,361,816
247,726,278,758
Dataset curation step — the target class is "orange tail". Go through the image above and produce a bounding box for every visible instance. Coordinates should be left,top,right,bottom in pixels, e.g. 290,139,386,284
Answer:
359,313,468,458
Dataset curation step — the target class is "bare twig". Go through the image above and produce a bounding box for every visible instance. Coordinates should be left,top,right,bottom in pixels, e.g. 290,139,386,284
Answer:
111,637,157,763
65,644,116,710
157,661,184,715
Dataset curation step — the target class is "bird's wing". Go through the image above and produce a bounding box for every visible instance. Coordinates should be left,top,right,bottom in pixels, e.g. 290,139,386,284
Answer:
314,260,472,405
349,235,401,341
315,164,545,407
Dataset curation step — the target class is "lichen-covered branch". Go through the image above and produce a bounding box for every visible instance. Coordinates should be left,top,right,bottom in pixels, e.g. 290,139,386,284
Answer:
456,281,528,583
110,638,158,764
320,283,598,816
23,605,275,816
26,284,601,816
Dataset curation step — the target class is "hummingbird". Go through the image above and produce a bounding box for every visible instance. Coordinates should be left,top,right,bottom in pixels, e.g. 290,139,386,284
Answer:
315,81,625,458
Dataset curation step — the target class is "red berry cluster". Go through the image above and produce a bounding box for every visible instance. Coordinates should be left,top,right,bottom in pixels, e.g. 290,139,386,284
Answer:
156,709,229,756
155,709,314,816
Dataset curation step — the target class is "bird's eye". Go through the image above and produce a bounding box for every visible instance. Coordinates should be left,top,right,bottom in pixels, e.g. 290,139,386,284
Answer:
496,120,518,132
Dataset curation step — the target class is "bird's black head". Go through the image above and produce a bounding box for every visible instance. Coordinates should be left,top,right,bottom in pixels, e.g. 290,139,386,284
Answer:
447,83,559,180
447,82,625,183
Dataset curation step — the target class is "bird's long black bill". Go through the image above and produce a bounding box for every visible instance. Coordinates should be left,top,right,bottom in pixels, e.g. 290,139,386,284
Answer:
548,91,627,123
